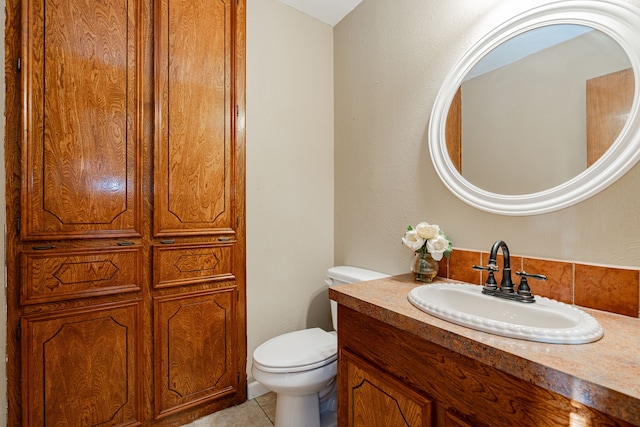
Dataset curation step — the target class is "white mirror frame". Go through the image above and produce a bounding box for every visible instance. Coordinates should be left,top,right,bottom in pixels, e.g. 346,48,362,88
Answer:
429,0,640,216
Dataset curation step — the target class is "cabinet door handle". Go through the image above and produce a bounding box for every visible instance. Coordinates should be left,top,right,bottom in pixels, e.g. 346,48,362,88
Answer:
117,241,135,246
32,245,55,250
218,237,231,242
160,239,176,244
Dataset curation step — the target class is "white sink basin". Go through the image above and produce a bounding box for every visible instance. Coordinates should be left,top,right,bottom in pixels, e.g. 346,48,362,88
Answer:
408,282,603,344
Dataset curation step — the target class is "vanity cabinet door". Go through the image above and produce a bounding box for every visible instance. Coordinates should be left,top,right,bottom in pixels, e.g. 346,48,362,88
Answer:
342,349,433,427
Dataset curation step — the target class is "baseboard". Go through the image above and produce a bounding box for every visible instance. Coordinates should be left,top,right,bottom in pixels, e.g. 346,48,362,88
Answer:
247,381,270,400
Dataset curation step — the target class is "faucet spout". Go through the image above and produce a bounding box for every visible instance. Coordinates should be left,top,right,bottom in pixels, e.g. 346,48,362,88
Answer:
489,240,514,294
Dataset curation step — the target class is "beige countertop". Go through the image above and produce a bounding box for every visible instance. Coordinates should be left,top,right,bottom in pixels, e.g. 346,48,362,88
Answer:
329,274,640,426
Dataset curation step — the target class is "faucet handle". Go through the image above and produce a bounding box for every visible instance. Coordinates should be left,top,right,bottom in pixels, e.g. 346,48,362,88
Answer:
473,264,499,293
514,271,546,303
516,271,547,281
472,264,499,272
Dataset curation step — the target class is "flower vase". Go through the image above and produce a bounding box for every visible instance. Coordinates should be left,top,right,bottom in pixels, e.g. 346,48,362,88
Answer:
411,252,439,283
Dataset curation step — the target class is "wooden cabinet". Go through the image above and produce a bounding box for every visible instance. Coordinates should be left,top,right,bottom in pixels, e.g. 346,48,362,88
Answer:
342,350,432,427
5,0,246,425
150,0,245,420
337,306,636,427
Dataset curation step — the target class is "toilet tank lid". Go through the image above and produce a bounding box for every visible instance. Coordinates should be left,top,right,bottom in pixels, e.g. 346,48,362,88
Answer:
326,266,390,284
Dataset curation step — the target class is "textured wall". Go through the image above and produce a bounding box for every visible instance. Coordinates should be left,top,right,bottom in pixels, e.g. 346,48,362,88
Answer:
334,0,640,275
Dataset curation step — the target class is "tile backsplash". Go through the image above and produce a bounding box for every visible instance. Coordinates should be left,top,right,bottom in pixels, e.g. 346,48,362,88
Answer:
439,248,640,318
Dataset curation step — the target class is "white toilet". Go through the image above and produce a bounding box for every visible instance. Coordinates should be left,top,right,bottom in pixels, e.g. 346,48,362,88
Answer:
251,266,389,427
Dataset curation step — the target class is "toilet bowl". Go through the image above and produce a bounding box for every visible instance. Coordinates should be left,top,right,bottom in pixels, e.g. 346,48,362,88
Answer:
251,266,389,427
252,328,337,427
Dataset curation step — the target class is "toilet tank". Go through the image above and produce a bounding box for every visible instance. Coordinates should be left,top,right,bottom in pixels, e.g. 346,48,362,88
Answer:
325,266,390,331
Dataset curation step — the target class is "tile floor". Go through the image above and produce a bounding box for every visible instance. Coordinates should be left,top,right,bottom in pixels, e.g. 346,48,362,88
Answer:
181,392,276,427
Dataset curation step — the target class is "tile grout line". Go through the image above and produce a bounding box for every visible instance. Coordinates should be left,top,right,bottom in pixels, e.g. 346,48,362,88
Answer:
255,398,275,426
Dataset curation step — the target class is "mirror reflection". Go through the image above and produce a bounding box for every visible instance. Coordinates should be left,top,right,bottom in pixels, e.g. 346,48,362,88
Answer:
446,24,634,195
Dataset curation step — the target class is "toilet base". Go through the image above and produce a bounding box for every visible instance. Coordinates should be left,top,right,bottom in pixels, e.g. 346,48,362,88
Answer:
274,393,321,427
272,384,338,427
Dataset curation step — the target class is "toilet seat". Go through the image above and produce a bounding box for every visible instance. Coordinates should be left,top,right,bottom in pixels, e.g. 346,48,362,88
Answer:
253,328,337,373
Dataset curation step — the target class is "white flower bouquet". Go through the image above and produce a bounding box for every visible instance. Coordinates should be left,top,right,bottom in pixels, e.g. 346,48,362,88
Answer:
402,222,453,261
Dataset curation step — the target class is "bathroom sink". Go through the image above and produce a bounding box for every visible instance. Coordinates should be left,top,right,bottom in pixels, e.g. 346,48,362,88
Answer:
408,282,603,344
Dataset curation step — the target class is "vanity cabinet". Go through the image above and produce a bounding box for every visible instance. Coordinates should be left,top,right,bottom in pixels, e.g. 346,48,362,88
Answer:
6,0,246,425
337,305,636,427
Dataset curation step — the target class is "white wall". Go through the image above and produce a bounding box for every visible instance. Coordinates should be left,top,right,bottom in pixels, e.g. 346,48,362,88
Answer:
246,0,335,380
334,0,640,272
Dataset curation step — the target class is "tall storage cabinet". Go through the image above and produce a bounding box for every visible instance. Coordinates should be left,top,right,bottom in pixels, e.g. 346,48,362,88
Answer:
5,0,246,425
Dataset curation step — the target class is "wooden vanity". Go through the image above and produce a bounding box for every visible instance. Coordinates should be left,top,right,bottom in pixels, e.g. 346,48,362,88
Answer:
329,274,640,427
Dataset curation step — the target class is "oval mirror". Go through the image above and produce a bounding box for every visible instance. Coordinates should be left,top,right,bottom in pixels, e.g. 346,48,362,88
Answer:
429,0,640,215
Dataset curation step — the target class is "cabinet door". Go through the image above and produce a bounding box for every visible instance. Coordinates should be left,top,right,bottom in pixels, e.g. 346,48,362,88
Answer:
154,287,238,419
154,0,235,237
21,301,143,427
21,0,142,240
342,350,433,427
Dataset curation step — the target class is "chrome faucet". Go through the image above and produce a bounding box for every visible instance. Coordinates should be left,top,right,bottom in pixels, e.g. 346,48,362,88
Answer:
473,240,546,303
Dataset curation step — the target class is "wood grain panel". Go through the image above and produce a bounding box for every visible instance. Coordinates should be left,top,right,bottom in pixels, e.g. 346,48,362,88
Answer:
339,306,635,427
587,68,634,167
343,350,433,427
153,242,234,289
22,0,142,240
21,246,142,305
446,87,462,173
154,0,234,236
154,287,238,419
21,300,143,427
